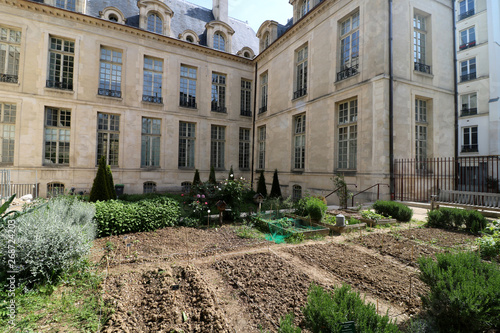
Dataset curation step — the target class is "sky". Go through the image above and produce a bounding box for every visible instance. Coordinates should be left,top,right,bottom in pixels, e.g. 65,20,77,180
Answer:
186,0,293,32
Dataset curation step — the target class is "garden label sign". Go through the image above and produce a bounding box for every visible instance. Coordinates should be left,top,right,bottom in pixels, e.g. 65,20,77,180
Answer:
340,321,356,333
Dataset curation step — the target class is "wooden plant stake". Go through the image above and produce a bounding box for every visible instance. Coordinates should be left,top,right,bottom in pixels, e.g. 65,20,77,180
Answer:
185,228,189,265
411,245,414,262
409,276,412,299
377,299,379,314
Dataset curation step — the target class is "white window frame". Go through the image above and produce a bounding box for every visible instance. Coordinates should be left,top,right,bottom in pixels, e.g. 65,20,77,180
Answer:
47,36,75,90
460,58,476,82
413,13,427,66
213,32,225,51
415,99,427,168
293,114,306,170
147,13,163,34
211,125,225,169
143,56,163,103
178,122,196,168
44,107,71,165
459,26,476,50
240,79,252,116
0,26,21,84
258,126,266,170
459,0,475,20
98,47,122,98
260,72,268,113
239,128,251,170
141,117,161,168
462,126,478,153
460,93,477,116
338,11,360,80
338,99,357,170
294,45,308,99
211,73,226,112
56,0,76,11
97,112,120,166
180,65,197,108
0,103,16,164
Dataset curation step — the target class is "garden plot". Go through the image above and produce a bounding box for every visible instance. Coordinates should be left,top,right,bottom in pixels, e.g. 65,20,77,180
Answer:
398,227,478,249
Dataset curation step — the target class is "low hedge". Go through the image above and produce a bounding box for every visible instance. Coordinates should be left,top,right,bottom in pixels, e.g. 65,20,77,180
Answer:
94,197,181,237
372,200,413,222
427,207,487,234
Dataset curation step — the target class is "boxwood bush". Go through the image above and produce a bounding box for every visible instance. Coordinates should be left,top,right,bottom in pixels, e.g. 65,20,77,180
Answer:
295,196,327,220
94,197,181,237
418,251,500,332
372,200,413,222
427,207,487,234
0,197,96,286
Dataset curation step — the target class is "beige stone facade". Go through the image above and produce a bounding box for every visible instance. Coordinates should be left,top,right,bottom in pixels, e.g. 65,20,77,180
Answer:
0,0,455,204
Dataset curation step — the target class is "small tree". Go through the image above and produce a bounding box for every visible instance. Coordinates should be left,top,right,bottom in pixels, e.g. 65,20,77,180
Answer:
270,169,282,198
257,170,268,197
228,166,234,180
208,165,217,184
193,169,201,186
89,156,111,202
332,173,352,209
106,165,117,199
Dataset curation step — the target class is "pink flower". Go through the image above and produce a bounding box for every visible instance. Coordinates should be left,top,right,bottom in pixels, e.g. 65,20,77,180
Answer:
197,201,199,204
197,194,201,198
201,195,205,199
205,202,208,205
181,194,184,197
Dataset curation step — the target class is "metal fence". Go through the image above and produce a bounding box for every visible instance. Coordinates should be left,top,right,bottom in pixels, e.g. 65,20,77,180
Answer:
0,169,40,199
394,156,500,202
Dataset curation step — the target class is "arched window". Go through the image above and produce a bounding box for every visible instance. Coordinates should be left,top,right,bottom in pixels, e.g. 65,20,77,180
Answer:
108,14,118,22
263,33,270,49
47,182,65,197
186,36,194,43
147,13,163,34
143,181,156,194
213,32,225,51
292,185,302,201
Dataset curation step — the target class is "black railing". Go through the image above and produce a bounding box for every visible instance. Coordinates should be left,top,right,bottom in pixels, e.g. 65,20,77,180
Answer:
293,87,307,99
240,109,252,117
460,73,476,82
336,65,358,81
414,62,431,74
0,73,18,84
459,9,475,20
211,104,227,113
98,88,122,98
259,105,267,114
352,183,389,207
459,40,476,50
460,108,477,117
462,144,478,153
46,80,73,90
142,95,163,104
180,97,197,109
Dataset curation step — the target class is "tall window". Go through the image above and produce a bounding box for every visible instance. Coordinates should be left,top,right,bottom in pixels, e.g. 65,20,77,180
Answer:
300,0,310,18
239,128,250,170
258,126,266,170
180,65,197,108
459,0,475,20
143,57,163,103
211,73,226,112
294,46,308,99
461,93,477,116
0,103,16,164
213,32,225,51
414,13,430,74
415,99,427,168
259,72,268,113
0,26,21,84
44,107,70,165
338,99,357,169
211,125,225,169
47,36,74,90
294,114,306,170
292,185,302,201
178,122,195,168
141,117,161,167
147,13,163,34
97,113,120,166
263,33,270,49
99,47,122,98
462,126,478,152
241,79,252,116
459,27,476,50
460,58,476,82
338,11,360,81
56,0,76,11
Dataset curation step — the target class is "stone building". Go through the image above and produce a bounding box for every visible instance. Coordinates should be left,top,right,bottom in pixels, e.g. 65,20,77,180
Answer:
0,0,455,204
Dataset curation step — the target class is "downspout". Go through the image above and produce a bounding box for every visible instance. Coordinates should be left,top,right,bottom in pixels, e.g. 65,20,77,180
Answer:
251,61,258,187
453,2,459,162
389,0,395,200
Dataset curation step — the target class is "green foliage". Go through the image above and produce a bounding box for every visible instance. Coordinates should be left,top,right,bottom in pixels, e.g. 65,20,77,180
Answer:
372,200,413,222
193,169,202,187
285,232,305,244
323,214,337,225
257,170,268,197
208,165,217,184
89,156,112,202
302,284,400,333
94,197,181,237
418,251,500,332
0,197,96,286
228,166,234,180
270,169,282,198
361,210,389,221
279,313,302,333
295,196,327,221
477,220,500,260
106,165,117,199
332,173,352,209
118,192,165,202
426,207,487,234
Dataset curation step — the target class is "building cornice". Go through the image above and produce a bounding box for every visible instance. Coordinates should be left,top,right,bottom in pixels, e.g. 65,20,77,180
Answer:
7,0,252,65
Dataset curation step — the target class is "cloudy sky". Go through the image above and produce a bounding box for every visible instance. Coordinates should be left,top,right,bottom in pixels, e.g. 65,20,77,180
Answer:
186,0,294,32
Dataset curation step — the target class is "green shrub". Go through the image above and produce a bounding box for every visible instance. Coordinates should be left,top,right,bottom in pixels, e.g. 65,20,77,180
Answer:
418,251,500,332
228,166,234,180
477,221,500,260
118,193,165,202
208,165,217,184
279,313,302,333
106,165,117,199
94,197,181,237
0,197,96,286
296,196,327,220
426,207,487,234
192,169,202,187
257,170,267,197
270,169,282,198
372,201,413,222
89,156,112,202
303,284,400,333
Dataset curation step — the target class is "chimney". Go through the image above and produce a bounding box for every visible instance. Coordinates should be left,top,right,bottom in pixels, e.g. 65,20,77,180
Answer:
212,0,228,22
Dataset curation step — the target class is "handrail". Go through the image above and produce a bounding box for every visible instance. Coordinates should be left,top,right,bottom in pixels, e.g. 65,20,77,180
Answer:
352,183,389,207
325,184,357,199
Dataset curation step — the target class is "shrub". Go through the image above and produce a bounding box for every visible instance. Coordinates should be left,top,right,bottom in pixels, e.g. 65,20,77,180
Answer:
372,200,413,222
228,166,234,180
279,313,302,333
296,196,327,220
0,197,96,286
94,197,181,237
332,173,352,209
418,251,500,332
302,284,400,333
270,169,282,198
106,165,117,199
89,156,112,202
477,221,500,260
426,207,487,234
208,165,217,184
257,170,268,197
118,193,164,202
192,169,201,187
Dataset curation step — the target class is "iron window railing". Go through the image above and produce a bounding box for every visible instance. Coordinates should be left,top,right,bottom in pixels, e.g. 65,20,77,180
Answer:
460,108,477,117
459,9,475,20
459,40,476,50
98,88,122,98
142,95,163,104
293,87,307,99
414,62,431,74
259,105,267,114
461,144,478,153
336,65,358,81
240,110,252,117
179,95,197,108
211,103,227,113
460,73,476,82
46,80,73,90
0,74,18,84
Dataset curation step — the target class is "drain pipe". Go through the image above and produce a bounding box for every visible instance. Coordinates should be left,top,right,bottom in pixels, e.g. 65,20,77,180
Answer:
389,0,395,200
251,61,258,187
453,1,458,161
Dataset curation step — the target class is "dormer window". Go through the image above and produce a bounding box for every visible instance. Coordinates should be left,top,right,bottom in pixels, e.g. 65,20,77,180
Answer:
137,0,174,37
300,0,310,18
147,13,163,34
100,7,126,24
264,33,270,48
186,36,194,43
56,0,76,11
108,14,118,22
214,32,225,51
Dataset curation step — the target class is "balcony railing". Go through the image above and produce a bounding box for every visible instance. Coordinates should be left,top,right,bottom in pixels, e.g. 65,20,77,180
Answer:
460,72,476,82
336,65,358,81
293,87,307,99
459,40,476,50
98,88,122,98
460,108,477,117
459,9,475,20
0,73,18,84
211,104,227,113
461,144,478,153
46,80,73,90
179,97,197,109
414,62,431,74
142,95,163,104
259,105,267,114
240,109,252,117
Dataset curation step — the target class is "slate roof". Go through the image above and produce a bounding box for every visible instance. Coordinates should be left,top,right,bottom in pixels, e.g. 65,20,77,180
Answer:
85,0,259,55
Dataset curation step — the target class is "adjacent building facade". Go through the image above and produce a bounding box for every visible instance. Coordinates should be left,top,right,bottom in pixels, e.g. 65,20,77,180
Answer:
0,0,455,203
